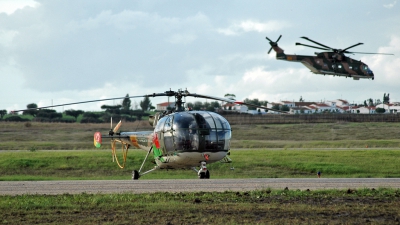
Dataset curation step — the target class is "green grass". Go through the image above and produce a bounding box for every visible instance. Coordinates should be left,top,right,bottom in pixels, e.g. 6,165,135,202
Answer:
2,121,400,150
1,188,399,224
1,149,399,181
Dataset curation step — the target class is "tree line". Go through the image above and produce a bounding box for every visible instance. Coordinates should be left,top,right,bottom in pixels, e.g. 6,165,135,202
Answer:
0,93,393,122
1,94,155,123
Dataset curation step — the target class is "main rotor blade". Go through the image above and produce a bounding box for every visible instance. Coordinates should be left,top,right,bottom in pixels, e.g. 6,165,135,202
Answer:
234,101,288,114
300,36,333,50
344,51,394,55
341,43,363,53
295,42,331,51
186,93,237,103
183,93,286,113
12,94,149,112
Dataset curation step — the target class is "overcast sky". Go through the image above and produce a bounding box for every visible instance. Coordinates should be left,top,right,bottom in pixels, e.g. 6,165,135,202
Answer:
1,0,399,112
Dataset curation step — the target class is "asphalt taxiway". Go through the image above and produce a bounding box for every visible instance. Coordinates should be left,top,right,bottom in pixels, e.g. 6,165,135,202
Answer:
1,178,400,195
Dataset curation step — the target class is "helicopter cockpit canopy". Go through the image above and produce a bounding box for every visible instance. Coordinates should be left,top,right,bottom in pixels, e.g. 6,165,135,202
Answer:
154,111,231,153
364,65,373,75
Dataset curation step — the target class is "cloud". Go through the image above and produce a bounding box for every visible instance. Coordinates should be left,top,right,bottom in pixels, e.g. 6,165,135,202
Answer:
0,30,18,47
383,1,397,8
3,9,213,93
217,20,290,36
0,0,39,15
362,35,400,86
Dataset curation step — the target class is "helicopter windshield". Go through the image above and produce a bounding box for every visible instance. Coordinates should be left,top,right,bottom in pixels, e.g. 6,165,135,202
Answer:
364,65,373,74
156,111,231,153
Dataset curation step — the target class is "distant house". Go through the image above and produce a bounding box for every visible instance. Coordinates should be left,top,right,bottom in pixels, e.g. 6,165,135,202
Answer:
222,103,248,113
309,103,334,113
156,102,175,111
336,106,350,113
279,101,295,108
295,102,316,107
375,103,400,114
334,99,349,107
357,106,376,114
304,105,318,113
289,106,313,114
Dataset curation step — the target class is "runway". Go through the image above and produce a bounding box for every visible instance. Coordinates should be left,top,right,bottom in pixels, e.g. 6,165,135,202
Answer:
1,178,400,195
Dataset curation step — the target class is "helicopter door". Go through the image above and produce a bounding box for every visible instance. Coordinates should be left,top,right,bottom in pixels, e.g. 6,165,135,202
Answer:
162,116,174,153
202,112,219,151
194,113,208,150
172,113,198,151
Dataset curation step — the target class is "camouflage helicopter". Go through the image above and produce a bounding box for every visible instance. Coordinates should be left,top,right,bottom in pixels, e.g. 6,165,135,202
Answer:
266,35,393,80
14,89,284,180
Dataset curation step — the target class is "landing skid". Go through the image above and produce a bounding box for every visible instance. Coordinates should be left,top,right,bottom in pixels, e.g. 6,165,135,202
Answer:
132,146,154,180
131,150,211,180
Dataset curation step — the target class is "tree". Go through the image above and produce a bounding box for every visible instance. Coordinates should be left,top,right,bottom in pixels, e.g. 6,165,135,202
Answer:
281,105,290,112
23,103,38,117
224,93,236,100
101,105,122,114
383,93,390,104
4,116,30,122
81,112,103,123
122,94,131,111
131,110,149,121
243,98,261,110
140,96,152,111
186,102,194,109
34,109,62,121
364,100,368,107
368,98,374,107
272,104,280,111
210,101,220,110
193,101,203,110
65,109,84,120
299,96,304,102
0,109,6,119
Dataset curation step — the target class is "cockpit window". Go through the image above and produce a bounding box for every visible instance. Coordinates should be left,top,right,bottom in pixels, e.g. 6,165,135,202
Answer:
172,113,196,131
163,116,173,131
161,111,231,152
155,116,167,132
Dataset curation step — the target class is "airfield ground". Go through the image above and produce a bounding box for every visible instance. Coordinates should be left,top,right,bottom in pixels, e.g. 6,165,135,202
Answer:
0,121,399,224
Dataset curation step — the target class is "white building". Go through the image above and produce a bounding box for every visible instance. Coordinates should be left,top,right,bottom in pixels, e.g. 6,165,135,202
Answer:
156,102,175,111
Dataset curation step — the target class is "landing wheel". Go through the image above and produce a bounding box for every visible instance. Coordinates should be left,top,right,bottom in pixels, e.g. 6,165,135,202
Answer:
205,170,210,179
132,170,140,180
198,170,210,179
198,172,205,179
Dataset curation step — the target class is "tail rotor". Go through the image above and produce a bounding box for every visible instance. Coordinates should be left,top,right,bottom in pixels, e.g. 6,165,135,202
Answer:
109,117,122,136
266,35,282,54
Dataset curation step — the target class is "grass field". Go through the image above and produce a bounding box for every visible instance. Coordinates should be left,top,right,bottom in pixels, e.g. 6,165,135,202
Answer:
1,121,400,149
0,149,399,181
0,189,399,224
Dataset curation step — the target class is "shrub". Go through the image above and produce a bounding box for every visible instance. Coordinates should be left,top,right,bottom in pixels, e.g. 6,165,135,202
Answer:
4,116,30,122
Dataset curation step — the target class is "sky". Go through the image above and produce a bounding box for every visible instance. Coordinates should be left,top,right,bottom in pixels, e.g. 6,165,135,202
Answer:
1,0,399,112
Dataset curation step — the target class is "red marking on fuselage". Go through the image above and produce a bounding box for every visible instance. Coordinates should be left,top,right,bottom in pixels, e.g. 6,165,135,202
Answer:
152,132,160,148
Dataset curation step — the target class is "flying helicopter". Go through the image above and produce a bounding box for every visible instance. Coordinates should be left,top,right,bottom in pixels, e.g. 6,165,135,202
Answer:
14,89,284,180
266,35,394,80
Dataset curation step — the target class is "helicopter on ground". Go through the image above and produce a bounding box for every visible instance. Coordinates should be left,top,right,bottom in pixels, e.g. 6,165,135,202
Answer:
266,35,393,80
14,89,284,180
